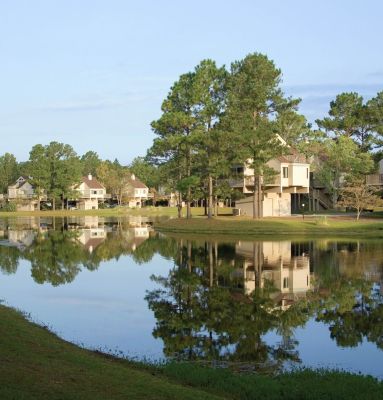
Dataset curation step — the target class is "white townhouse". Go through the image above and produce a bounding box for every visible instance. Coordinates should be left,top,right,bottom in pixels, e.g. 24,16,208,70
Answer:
73,174,107,210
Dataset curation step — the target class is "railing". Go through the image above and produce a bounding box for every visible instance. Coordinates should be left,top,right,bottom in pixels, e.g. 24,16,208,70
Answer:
76,189,106,199
229,178,245,187
8,194,35,199
312,189,333,210
366,174,383,186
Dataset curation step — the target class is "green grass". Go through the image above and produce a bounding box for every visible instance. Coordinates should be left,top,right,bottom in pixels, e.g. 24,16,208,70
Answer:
163,362,383,400
0,305,382,400
0,305,224,400
155,215,383,238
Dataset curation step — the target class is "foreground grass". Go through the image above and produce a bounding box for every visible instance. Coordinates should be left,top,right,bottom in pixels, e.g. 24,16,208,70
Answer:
0,305,223,400
163,363,383,400
155,215,383,238
1,305,382,400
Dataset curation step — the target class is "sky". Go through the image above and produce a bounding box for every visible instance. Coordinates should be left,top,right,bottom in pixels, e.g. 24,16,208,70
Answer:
1,0,382,164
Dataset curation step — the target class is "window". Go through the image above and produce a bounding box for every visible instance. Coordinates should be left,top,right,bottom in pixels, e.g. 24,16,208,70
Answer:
306,168,309,179
282,167,289,178
283,277,289,289
92,190,97,195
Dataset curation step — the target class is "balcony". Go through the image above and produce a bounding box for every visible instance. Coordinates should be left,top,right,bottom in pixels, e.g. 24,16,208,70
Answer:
366,174,383,186
76,189,106,199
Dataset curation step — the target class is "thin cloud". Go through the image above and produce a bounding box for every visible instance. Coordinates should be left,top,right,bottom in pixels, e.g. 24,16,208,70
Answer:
284,83,382,98
39,92,162,113
367,70,383,78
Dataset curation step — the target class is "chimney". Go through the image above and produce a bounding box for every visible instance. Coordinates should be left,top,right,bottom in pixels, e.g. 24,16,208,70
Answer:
88,173,92,181
131,173,135,180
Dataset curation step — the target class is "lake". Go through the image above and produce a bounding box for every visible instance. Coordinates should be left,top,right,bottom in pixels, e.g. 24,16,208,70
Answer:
0,216,382,378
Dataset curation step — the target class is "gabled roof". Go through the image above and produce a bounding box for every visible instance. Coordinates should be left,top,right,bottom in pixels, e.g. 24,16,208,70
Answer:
128,178,148,189
277,150,308,164
9,176,33,189
80,176,105,189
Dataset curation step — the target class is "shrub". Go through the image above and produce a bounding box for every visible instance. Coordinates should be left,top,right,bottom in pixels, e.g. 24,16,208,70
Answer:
0,202,16,212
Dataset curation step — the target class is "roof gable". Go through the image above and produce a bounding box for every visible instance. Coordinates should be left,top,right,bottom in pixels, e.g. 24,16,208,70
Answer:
80,176,105,189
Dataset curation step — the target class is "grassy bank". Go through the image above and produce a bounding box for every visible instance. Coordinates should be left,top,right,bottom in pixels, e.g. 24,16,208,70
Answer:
155,216,383,238
1,305,382,400
0,206,233,218
0,305,222,400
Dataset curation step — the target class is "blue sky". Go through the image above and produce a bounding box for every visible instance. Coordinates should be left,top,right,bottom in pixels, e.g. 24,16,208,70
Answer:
1,0,382,164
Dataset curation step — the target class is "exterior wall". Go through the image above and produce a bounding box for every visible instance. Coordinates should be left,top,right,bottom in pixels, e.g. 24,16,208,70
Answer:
134,188,148,198
125,199,141,208
78,199,99,210
236,192,291,217
15,201,38,211
289,164,309,188
8,182,35,199
279,163,309,190
76,182,105,199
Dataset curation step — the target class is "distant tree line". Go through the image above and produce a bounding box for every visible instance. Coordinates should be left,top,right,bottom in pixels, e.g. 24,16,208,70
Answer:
0,143,156,210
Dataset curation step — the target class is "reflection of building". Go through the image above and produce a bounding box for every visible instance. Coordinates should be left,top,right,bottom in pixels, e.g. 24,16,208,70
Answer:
2,229,37,249
76,227,107,253
124,226,151,251
235,241,311,308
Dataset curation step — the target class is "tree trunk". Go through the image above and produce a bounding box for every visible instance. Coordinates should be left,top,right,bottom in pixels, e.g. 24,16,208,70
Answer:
37,189,41,211
186,187,192,219
214,195,218,217
208,175,213,219
52,197,56,211
209,242,213,288
177,192,182,218
257,176,262,218
253,176,258,219
187,241,192,273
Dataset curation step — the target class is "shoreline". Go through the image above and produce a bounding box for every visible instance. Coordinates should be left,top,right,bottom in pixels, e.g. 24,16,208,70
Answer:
154,215,383,238
0,304,382,400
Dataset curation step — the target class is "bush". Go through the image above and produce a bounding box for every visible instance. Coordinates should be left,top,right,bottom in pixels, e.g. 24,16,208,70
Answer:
0,202,16,212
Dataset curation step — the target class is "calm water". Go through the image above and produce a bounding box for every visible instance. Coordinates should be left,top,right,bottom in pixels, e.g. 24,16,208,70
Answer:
0,216,382,378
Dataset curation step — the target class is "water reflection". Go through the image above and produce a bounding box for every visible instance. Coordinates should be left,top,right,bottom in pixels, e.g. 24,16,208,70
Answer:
144,237,383,372
0,216,154,284
0,219,382,374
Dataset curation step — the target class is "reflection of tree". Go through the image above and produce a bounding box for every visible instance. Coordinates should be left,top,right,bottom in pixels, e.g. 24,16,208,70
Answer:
146,238,383,371
0,246,20,274
0,223,159,285
131,234,178,264
24,231,88,286
313,279,383,349
145,240,304,372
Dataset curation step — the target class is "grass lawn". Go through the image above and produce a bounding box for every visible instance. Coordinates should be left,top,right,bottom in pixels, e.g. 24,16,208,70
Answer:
0,304,382,400
155,215,383,238
0,305,223,400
